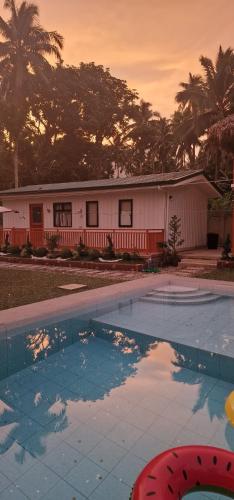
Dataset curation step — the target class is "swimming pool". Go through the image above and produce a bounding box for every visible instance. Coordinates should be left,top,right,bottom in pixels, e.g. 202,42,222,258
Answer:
0,290,234,499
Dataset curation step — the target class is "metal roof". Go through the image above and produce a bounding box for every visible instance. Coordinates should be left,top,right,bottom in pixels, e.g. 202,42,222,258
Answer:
0,169,220,196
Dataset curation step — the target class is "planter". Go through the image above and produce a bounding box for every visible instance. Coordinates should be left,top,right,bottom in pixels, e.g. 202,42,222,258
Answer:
217,259,234,269
0,255,144,272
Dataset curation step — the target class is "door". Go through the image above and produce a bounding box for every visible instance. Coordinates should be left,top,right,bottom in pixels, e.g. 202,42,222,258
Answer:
29,204,44,246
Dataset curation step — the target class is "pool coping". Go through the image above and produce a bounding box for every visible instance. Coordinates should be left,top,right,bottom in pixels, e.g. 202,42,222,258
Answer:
1,273,234,333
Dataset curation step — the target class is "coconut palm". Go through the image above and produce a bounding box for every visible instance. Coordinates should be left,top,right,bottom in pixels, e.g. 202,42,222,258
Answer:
0,0,64,187
174,47,234,171
175,73,206,129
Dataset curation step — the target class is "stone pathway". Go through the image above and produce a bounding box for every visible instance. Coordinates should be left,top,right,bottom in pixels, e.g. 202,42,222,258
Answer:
0,261,145,281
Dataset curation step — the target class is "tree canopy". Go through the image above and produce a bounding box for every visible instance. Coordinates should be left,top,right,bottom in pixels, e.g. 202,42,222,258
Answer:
0,1,233,192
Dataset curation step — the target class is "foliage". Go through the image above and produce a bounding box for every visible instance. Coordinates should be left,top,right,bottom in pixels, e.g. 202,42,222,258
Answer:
168,215,184,255
0,2,233,193
0,0,63,187
46,233,60,252
20,247,31,258
88,248,101,261
76,237,89,257
33,247,48,258
60,247,73,259
102,234,115,259
6,245,21,256
221,234,232,260
157,216,184,267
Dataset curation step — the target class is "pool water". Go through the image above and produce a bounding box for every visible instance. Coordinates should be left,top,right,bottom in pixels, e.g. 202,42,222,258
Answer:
0,318,233,499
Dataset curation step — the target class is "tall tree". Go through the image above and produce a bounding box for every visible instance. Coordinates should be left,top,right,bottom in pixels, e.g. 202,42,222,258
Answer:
0,0,63,187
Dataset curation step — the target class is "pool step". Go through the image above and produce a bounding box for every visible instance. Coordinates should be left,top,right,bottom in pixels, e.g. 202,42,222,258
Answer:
147,289,213,299
140,294,220,306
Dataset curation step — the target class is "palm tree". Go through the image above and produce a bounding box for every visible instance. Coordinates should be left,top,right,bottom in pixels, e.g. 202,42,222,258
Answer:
0,0,64,187
200,46,234,118
175,73,206,128
174,47,234,172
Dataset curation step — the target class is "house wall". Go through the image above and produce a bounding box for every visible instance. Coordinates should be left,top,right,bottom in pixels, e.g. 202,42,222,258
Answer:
1,187,166,230
168,185,208,249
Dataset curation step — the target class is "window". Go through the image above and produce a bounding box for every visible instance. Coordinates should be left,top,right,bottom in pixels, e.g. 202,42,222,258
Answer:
86,201,99,227
119,199,133,227
53,203,72,227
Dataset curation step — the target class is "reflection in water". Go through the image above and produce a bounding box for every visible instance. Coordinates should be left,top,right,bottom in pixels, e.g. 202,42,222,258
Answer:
0,320,233,471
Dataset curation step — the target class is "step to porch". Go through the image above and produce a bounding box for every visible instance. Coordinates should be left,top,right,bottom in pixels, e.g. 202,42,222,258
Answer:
140,286,221,306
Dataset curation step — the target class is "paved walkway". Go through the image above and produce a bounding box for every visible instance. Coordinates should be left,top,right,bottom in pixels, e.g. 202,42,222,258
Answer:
0,260,146,281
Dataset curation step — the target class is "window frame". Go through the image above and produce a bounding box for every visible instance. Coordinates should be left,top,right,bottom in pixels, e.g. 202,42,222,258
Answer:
118,199,133,228
53,202,72,228
86,201,99,228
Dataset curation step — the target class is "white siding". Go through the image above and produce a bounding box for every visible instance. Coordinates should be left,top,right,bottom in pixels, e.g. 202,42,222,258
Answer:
2,187,165,231
168,185,208,249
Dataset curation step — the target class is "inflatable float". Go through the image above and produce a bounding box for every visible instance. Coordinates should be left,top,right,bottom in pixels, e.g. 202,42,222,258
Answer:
131,446,234,499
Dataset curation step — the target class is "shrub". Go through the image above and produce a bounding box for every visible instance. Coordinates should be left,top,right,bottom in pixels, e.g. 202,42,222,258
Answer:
88,248,101,261
20,247,32,258
222,234,232,260
122,252,131,261
6,245,21,256
60,247,73,259
33,247,48,258
130,251,144,262
46,233,60,252
22,235,33,255
72,250,80,260
76,237,89,257
102,234,115,259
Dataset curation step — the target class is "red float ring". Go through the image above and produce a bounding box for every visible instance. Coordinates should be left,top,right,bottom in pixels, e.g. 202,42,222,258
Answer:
132,446,234,499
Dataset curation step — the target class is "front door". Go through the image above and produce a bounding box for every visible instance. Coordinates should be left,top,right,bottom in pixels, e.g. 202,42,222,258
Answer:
29,204,44,246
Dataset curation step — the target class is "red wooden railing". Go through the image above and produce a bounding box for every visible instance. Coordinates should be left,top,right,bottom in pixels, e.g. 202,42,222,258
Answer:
1,228,164,254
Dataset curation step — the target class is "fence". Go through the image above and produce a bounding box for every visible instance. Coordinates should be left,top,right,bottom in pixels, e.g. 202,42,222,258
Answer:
0,228,164,254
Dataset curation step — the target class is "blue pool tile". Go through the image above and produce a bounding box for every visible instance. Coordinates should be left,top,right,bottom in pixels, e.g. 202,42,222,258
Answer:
65,457,107,497
107,421,143,450
211,421,234,451
87,410,119,435
186,410,223,439
90,474,131,500
41,441,83,477
112,451,146,487
173,428,210,447
124,405,156,430
0,442,38,480
43,479,87,500
0,472,11,494
22,426,63,459
0,484,28,499
14,461,60,499
64,423,103,455
147,416,183,443
88,437,127,471
130,433,169,462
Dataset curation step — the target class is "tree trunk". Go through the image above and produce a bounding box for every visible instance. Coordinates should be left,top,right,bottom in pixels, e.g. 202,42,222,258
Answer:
13,139,19,188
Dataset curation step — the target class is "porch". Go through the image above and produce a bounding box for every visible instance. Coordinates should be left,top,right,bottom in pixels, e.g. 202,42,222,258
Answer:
0,228,164,255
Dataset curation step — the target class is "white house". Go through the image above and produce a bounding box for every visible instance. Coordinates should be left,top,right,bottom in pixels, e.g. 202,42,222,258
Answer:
0,169,220,254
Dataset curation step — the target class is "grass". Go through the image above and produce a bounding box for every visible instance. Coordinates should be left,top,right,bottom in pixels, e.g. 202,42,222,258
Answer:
195,268,234,281
0,268,125,310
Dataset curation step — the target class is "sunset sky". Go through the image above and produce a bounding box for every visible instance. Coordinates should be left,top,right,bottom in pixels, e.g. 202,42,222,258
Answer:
1,0,233,116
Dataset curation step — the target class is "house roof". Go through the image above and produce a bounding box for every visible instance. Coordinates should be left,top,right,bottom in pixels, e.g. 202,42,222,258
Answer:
0,169,221,197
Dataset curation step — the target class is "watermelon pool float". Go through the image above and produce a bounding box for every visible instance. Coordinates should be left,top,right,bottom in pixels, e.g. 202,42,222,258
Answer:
131,446,234,499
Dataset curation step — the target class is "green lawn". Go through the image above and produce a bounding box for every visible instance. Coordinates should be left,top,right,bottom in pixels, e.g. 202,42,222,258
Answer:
0,268,124,310
196,268,234,282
